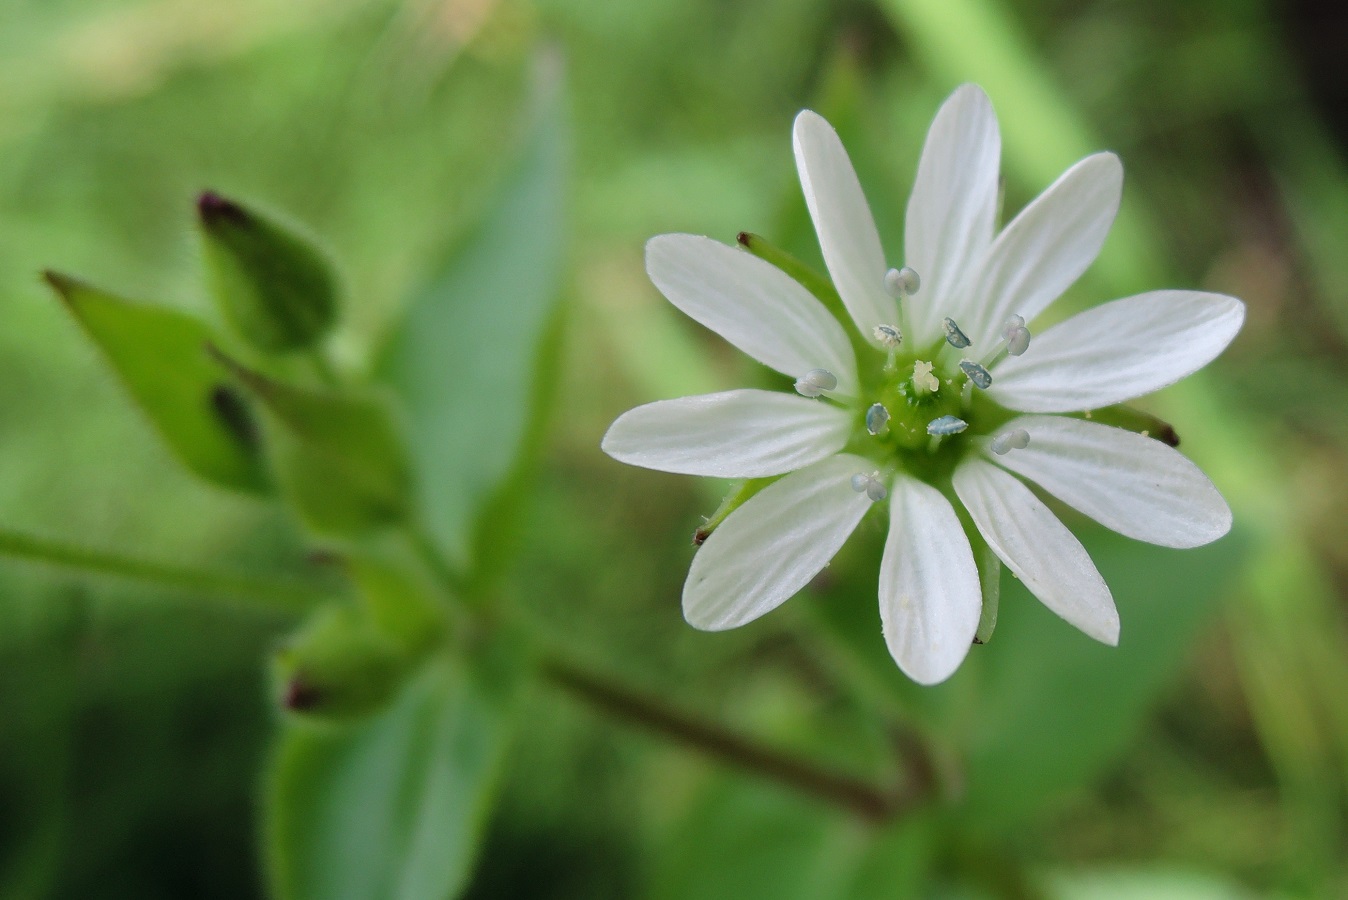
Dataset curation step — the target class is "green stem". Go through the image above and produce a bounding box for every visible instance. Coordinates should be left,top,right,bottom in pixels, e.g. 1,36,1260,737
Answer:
404,523,469,600
541,655,934,823
308,346,340,388
0,528,326,613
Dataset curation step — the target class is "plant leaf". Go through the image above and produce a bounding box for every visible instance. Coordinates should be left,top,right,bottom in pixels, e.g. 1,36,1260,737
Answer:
379,56,569,569
45,271,269,493
267,651,519,900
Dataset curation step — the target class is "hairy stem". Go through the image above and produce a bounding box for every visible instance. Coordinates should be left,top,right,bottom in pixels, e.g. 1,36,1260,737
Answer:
0,528,326,613
541,655,934,823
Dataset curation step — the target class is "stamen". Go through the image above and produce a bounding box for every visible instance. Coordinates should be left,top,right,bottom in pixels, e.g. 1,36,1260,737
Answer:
959,359,992,390
1002,314,1031,356
989,428,1031,455
872,324,903,349
926,415,968,436
911,360,939,395
943,317,970,349
850,471,888,503
865,403,890,436
884,266,920,298
793,368,837,398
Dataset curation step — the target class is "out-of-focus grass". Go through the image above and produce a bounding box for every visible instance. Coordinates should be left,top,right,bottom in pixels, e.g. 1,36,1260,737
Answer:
0,0,1345,897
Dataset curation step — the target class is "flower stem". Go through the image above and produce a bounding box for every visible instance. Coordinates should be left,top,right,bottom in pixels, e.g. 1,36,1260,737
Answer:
540,655,934,823
404,523,469,600
0,527,326,613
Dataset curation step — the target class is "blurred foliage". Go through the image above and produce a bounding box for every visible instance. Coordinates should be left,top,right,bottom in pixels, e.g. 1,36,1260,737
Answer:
0,0,1345,898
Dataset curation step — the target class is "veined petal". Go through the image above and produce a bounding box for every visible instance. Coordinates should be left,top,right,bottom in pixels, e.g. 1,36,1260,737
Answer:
986,415,1231,548
879,474,981,685
684,453,873,630
987,290,1244,412
602,389,852,479
904,84,1001,347
793,110,899,343
646,234,859,395
966,153,1123,353
953,460,1119,645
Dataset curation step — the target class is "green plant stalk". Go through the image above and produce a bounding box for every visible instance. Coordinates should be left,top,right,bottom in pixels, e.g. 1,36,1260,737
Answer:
0,527,326,613
540,655,934,823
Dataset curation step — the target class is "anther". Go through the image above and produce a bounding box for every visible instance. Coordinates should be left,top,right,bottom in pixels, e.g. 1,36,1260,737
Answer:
959,359,992,390
943,317,970,349
1002,314,1031,356
865,403,890,436
873,324,902,349
851,471,888,502
989,428,1031,455
884,266,920,298
794,368,837,398
926,415,968,436
912,360,939,395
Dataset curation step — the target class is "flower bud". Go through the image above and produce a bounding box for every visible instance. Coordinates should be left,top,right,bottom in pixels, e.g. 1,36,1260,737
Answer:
197,191,339,354
273,605,412,721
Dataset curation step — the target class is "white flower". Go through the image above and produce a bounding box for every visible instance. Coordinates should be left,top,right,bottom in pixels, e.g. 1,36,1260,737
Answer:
602,85,1243,685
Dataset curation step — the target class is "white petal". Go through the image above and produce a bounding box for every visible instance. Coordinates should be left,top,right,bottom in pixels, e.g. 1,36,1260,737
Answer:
792,110,898,342
987,290,1244,412
684,453,873,630
966,153,1123,353
646,234,859,395
601,389,853,479
879,474,981,685
953,460,1119,645
986,415,1231,548
903,84,1001,346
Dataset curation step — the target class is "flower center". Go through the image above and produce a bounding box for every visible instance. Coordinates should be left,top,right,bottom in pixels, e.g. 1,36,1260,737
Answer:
837,268,1035,480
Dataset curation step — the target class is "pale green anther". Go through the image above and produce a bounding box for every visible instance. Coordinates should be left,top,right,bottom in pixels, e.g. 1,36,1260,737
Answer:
926,415,968,436
884,266,920,298
865,403,890,435
1006,326,1031,356
851,471,888,502
959,359,992,389
943,317,970,348
990,428,1031,455
794,367,837,398
873,324,902,348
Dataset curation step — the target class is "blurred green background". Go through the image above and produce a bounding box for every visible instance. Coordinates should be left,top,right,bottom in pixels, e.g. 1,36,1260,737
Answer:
1,0,1345,897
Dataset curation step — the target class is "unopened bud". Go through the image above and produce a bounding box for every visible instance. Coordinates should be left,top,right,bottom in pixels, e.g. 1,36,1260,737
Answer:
198,191,339,354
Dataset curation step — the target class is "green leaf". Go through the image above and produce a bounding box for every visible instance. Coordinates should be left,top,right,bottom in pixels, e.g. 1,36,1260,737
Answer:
809,522,1248,829
648,777,934,900
379,56,569,569
959,526,1250,831
198,192,340,354
44,271,268,493
267,652,519,900
216,353,414,539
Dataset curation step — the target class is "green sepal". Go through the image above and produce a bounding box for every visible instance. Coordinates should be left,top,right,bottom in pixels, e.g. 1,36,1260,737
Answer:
735,231,846,320
693,476,778,545
214,351,414,539
273,603,419,722
44,271,270,493
198,191,339,354
1072,405,1180,446
971,532,1001,645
